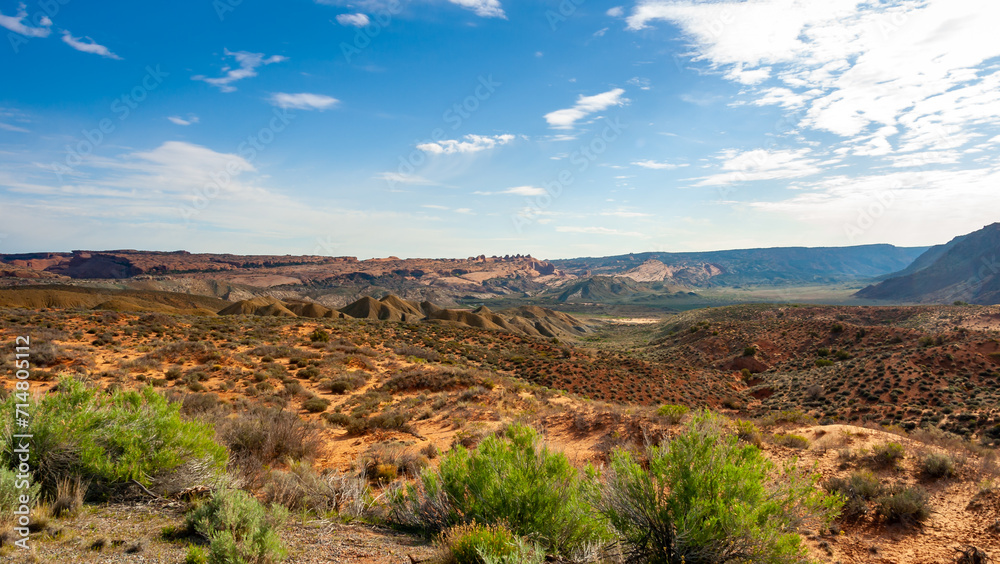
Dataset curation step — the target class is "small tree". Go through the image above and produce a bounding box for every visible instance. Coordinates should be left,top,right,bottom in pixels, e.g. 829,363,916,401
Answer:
601,411,841,564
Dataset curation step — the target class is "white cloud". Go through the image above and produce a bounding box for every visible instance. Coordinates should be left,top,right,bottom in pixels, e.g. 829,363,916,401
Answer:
627,0,1000,157
750,167,1000,245
475,186,546,196
417,134,515,154
374,172,437,185
606,6,624,17
167,115,200,126
724,64,771,85
0,141,463,258
61,31,121,59
269,92,340,111
696,148,823,186
193,49,288,93
447,0,506,18
627,77,651,90
544,88,628,129
632,160,686,170
0,3,51,38
336,13,370,26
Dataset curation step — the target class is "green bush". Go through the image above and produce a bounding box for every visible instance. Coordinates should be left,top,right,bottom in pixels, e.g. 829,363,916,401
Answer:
185,488,288,564
392,424,608,557
824,470,883,518
868,442,906,469
302,397,330,413
0,467,42,525
656,404,689,425
309,329,331,343
600,411,841,564
919,452,956,479
438,522,544,564
815,359,834,367
875,485,931,525
0,378,226,493
185,545,209,564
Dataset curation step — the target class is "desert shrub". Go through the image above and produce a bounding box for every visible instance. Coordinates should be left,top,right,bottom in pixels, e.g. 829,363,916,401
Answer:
394,345,442,363
322,412,351,428
773,434,810,449
875,484,931,525
919,452,956,479
391,423,608,558
302,397,330,413
310,329,331,343
364,443,428,478
601,411,841,564
815,359,834,367
318,371,368,395
437,522,545,564
743,346,757,357
0,378,226,494
185,488,288,564
383,366,490,392
182,393,220,416
868,442,906,469
263,460,369,516
734,420,763,447
656,404,689,425
368,409,414,432
825,470,882,518
31,341,68,367
758,409,817,427
145,341,221,364
218,407,322,484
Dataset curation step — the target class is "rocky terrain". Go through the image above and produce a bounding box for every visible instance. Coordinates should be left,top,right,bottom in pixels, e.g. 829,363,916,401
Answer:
4,298,1000,562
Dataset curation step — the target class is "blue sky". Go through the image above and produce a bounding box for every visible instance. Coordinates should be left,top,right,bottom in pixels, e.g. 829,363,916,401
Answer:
1,0,999,259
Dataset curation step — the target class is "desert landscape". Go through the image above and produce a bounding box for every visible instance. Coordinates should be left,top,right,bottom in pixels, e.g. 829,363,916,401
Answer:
5,1,1000,562
1,221,999,563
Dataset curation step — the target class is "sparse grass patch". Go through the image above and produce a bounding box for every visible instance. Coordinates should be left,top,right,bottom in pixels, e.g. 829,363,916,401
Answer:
773,433,810,449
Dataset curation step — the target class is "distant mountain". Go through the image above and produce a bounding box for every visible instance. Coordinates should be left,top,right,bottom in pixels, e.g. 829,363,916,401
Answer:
856,223,1000,304
550,244,928,287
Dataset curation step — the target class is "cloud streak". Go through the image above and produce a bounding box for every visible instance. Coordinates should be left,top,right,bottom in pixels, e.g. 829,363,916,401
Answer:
269,92,340,111
544,88,628,129
61,31,121,59
418,134,515,155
